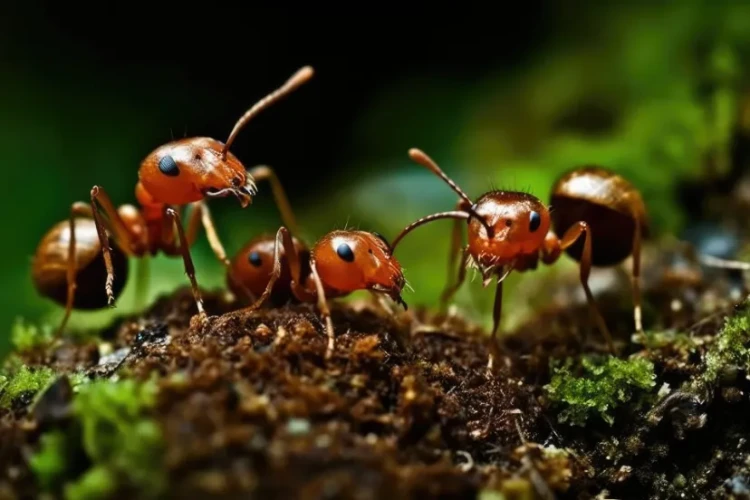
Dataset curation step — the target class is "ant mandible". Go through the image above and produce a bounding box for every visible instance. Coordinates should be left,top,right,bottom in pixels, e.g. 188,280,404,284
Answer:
31,66,314,334
228,224,408,359
391,148,649,367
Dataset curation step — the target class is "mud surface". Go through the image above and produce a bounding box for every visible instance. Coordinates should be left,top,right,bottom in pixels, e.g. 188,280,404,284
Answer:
2,246,750,500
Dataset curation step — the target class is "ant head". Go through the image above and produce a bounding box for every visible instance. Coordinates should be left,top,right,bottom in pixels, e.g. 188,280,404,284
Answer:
228,235,301,298
139,138,256,207
138,66,314,208
469,191,550,263
312,230,407,308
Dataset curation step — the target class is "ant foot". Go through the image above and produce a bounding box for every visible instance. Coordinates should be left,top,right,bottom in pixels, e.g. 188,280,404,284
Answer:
190,311,210,332
485,353,495,378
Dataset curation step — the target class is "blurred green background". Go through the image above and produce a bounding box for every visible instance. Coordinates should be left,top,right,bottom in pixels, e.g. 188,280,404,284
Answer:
4,2,750,354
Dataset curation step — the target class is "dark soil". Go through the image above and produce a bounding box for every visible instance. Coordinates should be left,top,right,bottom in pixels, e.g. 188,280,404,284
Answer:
2,239,750,499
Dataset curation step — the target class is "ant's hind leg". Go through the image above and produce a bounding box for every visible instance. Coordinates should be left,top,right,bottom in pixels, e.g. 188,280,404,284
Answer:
560,221,615,354
89,186,139,305
58,202,96,335
631,216,643,333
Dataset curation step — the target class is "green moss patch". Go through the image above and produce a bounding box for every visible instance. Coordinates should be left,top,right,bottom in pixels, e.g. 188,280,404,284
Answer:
30,377,166,500
545,355,657,427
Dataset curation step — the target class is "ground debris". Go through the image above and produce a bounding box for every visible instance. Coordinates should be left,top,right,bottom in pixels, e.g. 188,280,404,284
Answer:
0,288,547,499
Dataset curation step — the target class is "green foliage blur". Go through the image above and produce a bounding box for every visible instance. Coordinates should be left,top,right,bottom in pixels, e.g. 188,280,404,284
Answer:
5,2,750,353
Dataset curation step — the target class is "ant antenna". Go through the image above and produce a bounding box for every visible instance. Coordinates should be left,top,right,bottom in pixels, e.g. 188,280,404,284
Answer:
222,65,315,160
408,148,494,237
391,210,473,251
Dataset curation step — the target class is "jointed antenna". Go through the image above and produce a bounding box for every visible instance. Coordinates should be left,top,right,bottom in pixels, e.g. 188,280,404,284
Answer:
409,148,474,207
391,211,471,251
407,148,494,238
222,65,315,159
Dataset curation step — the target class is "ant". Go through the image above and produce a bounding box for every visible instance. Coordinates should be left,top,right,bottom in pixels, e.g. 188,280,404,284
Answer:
227,222,408,359
31,66,314,335
390,148,650,368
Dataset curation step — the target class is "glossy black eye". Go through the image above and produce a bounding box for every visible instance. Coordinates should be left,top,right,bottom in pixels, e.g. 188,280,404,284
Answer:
336,243,355,262
529,211,541,232
248,251,262,267
158,155,180,177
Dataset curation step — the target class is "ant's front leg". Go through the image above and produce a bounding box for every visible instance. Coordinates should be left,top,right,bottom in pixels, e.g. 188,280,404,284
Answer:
486,278,504,373
184,201,253,302
240,226,298,312
440,200,472,311
164,207,207,323
308,261,335,360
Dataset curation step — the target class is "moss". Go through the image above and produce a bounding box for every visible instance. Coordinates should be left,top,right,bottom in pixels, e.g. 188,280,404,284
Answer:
632,329,698,351
10,317,54,353
701,304,750,387
30,377,166,500
0,364,56,408
544,355,657,427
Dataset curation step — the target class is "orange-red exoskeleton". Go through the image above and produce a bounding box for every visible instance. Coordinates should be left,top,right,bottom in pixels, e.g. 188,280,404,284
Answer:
391,148,650,368
229,225,407,359
32,66,314,334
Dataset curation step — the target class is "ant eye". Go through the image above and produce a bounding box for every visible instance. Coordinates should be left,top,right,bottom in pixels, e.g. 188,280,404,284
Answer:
505,219,512,227
158,155,180,177
529,211,541,232
336,243,355,262
248,251,262,267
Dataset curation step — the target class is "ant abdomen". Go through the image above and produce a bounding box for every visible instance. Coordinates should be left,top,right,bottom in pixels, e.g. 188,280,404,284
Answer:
550,166,649,267
32,219,129,309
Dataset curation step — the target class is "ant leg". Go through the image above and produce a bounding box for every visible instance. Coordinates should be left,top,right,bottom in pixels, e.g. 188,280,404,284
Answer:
248,165,301,237
191,201,253,302
240,226,298,312
184,202,203,246
487,279,504,372
89,186,139,305
165,208,206,322
560,221,615,353
439,200,472,309
440,247,470,311
427,200,470,312
632,216,643,333
309,261,335,360
58,202,96,335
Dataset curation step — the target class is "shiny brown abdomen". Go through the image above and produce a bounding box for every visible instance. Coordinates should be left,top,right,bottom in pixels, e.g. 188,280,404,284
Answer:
550,166,649,267
32,218,129,309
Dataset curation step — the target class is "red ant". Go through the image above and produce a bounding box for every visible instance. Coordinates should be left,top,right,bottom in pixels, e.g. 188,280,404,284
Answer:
31,66,314,334
227,223,408,359
390,148,650,368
